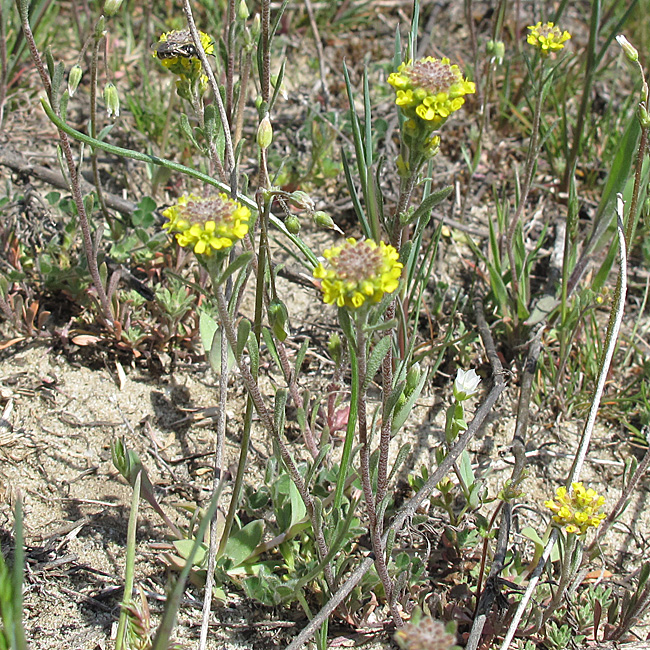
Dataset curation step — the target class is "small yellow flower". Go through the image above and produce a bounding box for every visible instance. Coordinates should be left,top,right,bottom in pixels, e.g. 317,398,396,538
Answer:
163,193,250,257
387,57,475,131
544,482,606,536
527,22,571,56
153,29,214,80
313,238,403,310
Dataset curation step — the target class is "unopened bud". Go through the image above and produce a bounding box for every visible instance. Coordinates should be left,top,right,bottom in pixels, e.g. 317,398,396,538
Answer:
257,114,273,148
268,298,289,341
288,191,314,211
327,333,342,365
104,0,123,16
68,64,83,97
637,104,650,128
238,0,249,21
486,39,505,64
103,82,120,118
405,362,421,395
284,215,301,234
94,15,106,39
313,211,335,230
251,14,261,39
616,34,639,62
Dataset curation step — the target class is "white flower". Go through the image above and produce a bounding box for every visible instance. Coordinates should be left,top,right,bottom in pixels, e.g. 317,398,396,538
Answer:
454,368,481,401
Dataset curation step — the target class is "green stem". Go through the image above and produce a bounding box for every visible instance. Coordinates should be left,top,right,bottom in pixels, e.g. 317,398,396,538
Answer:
333,336,358,510
115,472,141,650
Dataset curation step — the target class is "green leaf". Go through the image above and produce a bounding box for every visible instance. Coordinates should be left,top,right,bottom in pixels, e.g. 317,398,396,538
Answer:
247,330,259,375
173,539,207,567
294,337,309,377
289,479,307,528
392,370,427,434
237,318,251,359
274,388,288,434
262,327,281,369
220,251,253,286
224,520,265,567
364,335,391,390
199,311,219,353
400,185,452,226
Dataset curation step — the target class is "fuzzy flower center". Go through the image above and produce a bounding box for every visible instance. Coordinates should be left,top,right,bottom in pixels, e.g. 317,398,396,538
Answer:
406,58,460,95
331,242,383,282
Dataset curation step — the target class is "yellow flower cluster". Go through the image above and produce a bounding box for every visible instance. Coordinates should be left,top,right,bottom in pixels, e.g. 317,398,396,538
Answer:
387,57,475,132
163,193,250,257
527,22,571,56
544,482,606,536
313,238,402,310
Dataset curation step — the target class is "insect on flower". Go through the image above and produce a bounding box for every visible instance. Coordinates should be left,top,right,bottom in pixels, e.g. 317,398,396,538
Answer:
152,29,200,60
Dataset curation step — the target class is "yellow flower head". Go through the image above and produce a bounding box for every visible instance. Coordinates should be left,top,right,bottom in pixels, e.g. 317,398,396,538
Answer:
387,57,475,132
153,29,214,80
527,22,571,56
313,238,403,310
544,482,606,536
163,193,250,257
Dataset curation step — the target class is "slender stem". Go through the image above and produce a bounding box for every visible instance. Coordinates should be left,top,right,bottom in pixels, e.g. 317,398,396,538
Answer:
505,64,545,312
226,0,236,118
0,0,7,129
333,329,358,510
89,21,113,233
199,322,230,650
19,4,112,324
115,472,141,650
181,0,235,175
355,323,401,627
541,533,579,627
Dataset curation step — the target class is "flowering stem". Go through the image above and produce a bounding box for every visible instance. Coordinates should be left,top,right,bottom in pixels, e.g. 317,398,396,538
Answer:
213,283,334,588
181,0,234,175
354,320,402,628
333,326,358,510
505,61,546,317
500,200,628,650
286,362,507,650
200,293,230,650
541,533,579,627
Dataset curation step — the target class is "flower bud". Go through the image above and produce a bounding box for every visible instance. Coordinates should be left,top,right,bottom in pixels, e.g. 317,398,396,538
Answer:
313,211,335,230
238,0,249,21
486,39,505,64
94,15,106,39
68,64,83,97
284,215,301,234
104,0,123,16
103,82,120,118
268,298,289,341
616,34,639,62
257,114,273,148
637,104,650,128
288,191,314,211
327,333,342,365
251,14,261,39
405,362,420,395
